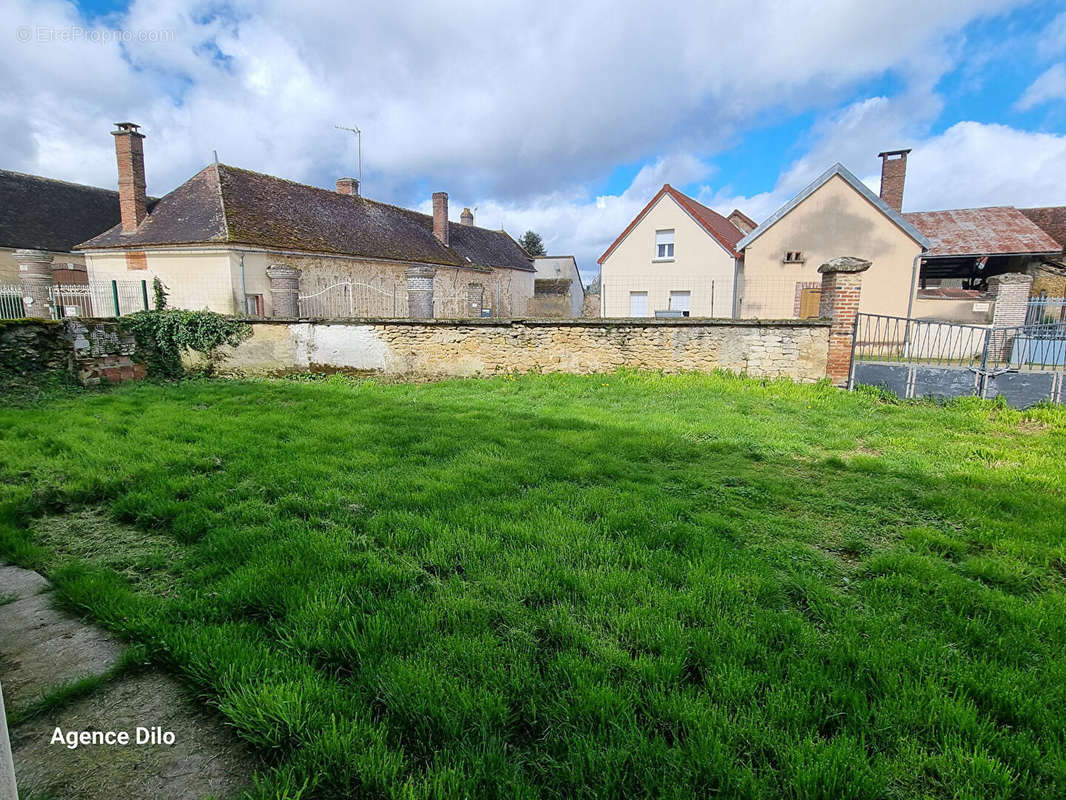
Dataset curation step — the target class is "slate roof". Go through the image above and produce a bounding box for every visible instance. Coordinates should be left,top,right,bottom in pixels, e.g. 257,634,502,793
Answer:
903,207,1061,258
1018,207,1066,252
0,169,133,252
736,163,928,252
598,184,744,264
78,164,533,271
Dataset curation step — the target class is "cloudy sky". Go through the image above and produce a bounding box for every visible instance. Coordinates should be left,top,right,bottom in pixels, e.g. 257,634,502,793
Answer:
3,0,1066,278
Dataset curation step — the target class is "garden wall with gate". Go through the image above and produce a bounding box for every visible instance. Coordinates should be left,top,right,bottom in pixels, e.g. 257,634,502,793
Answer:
216,317,831,381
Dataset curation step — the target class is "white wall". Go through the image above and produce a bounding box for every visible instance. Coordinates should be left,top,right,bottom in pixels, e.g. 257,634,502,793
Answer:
600,194,736,318
534,256,585,317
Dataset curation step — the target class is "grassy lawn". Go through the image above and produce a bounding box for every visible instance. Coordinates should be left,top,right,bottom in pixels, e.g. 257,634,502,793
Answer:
1,372,1065,799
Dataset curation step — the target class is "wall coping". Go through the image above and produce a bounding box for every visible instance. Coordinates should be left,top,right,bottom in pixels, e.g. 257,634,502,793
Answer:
247,317,832,328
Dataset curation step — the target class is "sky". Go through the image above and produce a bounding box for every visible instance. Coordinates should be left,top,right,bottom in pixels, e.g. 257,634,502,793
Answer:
2,0,1065,280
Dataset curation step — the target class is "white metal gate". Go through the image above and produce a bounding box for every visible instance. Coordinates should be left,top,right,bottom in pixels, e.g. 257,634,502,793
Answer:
298,280,403,319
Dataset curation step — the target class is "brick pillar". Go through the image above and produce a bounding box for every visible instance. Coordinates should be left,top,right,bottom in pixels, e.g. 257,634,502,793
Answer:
818,256,871,387
266,264,301,318
16,249,55,319
466,282,484,317
406,265,436,318
988,272,1033,359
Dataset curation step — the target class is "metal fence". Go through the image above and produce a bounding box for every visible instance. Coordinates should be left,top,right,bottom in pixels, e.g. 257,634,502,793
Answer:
1027,296,1066,325
0,280,149,320
298,278,404,318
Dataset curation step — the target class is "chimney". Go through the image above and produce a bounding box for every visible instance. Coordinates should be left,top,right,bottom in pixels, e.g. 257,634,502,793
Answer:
336,177,359,196
433,191,449,246
112,122,147,233
460,207,474,226
878,148,910,213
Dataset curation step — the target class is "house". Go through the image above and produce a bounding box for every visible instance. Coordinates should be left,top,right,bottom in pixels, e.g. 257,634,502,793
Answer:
736,157,928,320
1017,207,1066,298
0,169,127,284
530,256,585,317
76,123,535,317
597,184,743,317
727,209,757,235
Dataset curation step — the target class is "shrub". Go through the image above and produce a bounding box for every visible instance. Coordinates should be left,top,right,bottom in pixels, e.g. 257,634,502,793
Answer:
122,310,251,379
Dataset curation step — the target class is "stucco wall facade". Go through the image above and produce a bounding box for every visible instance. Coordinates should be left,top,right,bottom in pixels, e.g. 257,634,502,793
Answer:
600,195,737,318
739,174,923,319
534,257,584,316
85,249,241,312
217,318,830,381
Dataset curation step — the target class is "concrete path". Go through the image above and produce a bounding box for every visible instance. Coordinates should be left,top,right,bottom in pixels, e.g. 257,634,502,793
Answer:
1,563,253,800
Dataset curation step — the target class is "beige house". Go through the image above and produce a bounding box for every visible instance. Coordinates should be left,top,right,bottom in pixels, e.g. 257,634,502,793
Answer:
736,162,928,319
77,124,535,317
598,184,743,318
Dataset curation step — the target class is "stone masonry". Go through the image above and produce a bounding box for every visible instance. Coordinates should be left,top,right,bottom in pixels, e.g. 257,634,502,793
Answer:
818,256,871,387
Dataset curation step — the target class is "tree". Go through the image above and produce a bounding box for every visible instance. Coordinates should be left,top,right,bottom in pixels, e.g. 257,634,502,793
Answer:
518,230,546,256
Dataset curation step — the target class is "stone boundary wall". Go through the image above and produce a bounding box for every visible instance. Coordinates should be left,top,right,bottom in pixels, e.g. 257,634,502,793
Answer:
219,318,831,381
0,318,145,389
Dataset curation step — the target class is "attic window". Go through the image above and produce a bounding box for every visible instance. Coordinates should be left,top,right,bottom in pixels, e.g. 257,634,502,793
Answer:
783,251,805,263
655,229,675,259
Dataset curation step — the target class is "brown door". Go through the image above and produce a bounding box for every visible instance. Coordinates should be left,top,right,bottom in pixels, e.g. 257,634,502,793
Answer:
799,287,822,318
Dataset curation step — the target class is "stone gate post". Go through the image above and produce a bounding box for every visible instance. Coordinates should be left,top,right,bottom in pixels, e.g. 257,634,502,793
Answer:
405,265,436,318
818,256,872,387
16,249,55,319
266,264,301,318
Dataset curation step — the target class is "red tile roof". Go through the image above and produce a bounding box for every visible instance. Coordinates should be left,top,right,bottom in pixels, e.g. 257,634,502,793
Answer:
597,184,743,264
903,206,1061,258
1018,207,1066,252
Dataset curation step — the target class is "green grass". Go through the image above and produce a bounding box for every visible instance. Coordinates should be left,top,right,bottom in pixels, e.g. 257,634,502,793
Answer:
1,372,1065,799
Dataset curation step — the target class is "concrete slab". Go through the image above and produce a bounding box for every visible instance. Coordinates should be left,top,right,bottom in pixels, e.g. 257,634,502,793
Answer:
0,565,50,602
12,672,253,800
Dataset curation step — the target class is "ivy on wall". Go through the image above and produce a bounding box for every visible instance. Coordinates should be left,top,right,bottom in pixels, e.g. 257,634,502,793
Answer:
121,310,251,379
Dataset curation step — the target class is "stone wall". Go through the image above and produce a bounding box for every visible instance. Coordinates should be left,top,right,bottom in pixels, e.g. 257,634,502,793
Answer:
219,318,830,381
0,318,145,390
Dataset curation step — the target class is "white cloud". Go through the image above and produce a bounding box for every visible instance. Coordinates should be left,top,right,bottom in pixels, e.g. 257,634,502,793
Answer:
1015,63,1066,111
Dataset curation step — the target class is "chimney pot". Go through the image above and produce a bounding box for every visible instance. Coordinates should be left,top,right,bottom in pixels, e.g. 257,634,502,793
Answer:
460,207,474,226
112,122,147,233
336,177,359,196
877,148,910,213
433,191,449,247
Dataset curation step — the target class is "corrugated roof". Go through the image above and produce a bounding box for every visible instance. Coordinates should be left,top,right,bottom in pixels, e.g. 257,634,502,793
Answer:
78,164,533,271
598,184,743,264
903,207,1061,258
0,169,132,252
1018,207,1066,252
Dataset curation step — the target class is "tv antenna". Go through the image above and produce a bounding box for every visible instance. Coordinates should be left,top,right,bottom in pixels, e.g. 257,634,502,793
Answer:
335,124,362,183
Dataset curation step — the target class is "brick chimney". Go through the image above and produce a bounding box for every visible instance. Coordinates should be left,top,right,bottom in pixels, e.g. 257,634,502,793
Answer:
432,191,449,246
336,177,359,196
877,148,910,213
112,122,147,233
460,207,474,226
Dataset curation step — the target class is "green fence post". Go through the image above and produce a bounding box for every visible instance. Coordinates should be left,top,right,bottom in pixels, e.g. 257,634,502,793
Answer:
141,279,149,310
111,280,120,317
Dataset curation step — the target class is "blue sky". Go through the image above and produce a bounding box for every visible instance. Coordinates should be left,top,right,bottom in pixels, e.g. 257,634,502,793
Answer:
3,0,1066,276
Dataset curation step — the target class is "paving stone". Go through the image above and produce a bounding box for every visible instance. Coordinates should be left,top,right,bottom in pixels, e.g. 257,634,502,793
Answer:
0,565,50,602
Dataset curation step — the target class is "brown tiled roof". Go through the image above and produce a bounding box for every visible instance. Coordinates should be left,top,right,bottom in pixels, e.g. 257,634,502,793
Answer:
903,206,1061,258
598,184,743,264
0,169,135,252
1018,207,1066,252
78,164,533,271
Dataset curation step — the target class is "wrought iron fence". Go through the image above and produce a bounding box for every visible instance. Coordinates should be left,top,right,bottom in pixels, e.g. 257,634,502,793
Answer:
0,285,24,319
1026,296,1066,325
298,279,403,318
854,313,1066,372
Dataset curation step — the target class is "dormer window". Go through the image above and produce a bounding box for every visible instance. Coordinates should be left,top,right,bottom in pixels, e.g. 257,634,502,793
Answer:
783,251,805,263
655,229,675,259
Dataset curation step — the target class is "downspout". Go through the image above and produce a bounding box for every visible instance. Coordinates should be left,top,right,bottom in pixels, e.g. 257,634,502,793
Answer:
903,252,923,358
239,250,248,313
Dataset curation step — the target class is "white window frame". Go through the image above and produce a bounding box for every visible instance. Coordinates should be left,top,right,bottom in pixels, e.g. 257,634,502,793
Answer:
654,229,675,260
629,291,649,317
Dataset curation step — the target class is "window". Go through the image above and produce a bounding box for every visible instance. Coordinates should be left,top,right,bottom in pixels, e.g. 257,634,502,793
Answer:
629,291,649,317
655,229,675,259
669,291,691,316
783,250,805,263
245,293,265,316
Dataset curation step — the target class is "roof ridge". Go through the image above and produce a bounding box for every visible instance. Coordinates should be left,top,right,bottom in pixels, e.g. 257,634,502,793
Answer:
213,163,231,241
0,168,119,195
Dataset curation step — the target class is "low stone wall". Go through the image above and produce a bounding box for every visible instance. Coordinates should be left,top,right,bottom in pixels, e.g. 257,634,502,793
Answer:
220,318,830,380
0,318,145,390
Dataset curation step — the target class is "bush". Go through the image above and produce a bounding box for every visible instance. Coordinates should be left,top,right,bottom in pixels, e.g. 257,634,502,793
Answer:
121,310,251,379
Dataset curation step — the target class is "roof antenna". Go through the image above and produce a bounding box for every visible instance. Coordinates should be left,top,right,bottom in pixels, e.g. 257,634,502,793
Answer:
213,150,219,164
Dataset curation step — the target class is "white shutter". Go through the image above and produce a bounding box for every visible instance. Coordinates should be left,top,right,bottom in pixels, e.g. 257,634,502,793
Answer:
629,292,648,316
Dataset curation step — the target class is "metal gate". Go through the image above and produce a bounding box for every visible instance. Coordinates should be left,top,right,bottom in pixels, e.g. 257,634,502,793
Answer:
850,313,1066,408
298,279,402,318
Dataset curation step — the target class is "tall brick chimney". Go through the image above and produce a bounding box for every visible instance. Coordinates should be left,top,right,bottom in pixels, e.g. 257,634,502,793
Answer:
112,122,147,233
336,177,359,196
877,148,910,213
460,207,474,226
432,192,449,246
